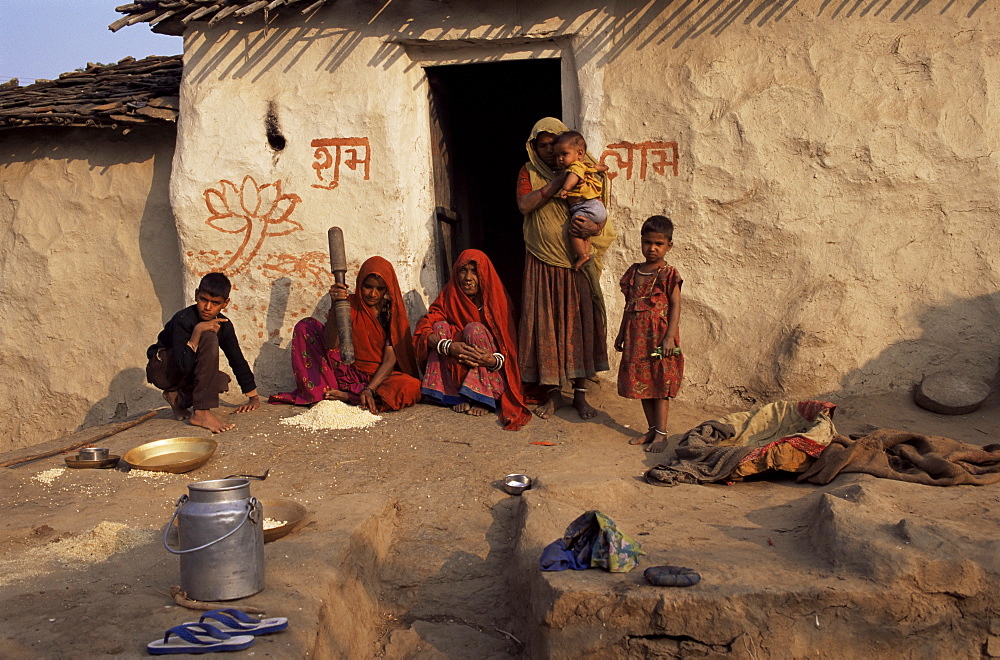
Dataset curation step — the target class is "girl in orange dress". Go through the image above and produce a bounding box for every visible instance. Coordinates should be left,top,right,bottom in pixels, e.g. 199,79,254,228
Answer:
614,215,684,450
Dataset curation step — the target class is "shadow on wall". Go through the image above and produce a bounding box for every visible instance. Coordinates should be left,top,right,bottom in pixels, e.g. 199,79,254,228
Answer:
81,367,162,429
182,0,986,84
780,291,1000,404
254,277,295,394
138,129,185,324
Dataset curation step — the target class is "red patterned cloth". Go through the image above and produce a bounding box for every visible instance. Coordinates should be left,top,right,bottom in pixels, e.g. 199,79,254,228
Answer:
415,250,531,430
420,321,506,409
617,263,683,399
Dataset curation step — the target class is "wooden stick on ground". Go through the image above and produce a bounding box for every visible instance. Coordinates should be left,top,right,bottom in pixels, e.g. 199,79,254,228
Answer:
1,409,160,468
170,586,265,614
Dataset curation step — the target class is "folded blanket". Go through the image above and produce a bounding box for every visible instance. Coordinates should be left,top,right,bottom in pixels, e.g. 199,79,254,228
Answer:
645,400,838,486
799,429,1000,486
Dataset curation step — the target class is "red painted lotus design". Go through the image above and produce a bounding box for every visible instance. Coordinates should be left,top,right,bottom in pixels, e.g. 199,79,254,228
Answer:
203,175,303,274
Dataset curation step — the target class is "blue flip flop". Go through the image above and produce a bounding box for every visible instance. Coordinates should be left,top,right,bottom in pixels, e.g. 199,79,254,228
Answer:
186,608,289,636
147,622,255,655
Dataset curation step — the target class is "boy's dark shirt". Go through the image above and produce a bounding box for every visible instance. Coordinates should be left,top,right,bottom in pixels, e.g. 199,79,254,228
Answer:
147,305,257,394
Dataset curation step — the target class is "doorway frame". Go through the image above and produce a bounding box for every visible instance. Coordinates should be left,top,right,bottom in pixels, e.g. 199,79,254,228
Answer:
401,37,582,293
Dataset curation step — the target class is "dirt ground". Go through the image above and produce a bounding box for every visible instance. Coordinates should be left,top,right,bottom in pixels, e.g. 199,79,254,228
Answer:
1,381,998,658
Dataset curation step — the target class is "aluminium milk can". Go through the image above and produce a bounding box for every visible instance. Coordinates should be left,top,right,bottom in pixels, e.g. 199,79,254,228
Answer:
163,478,265,601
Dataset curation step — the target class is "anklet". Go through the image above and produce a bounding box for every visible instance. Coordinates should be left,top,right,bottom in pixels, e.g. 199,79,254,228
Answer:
653,428,667,436
573,387,587,392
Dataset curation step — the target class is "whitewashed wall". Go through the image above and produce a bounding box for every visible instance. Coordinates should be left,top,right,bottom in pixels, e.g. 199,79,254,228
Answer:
171,0,999,407
0,127,181,450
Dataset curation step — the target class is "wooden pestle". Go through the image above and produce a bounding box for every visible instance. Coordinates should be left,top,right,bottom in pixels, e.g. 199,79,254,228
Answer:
327,227,355,363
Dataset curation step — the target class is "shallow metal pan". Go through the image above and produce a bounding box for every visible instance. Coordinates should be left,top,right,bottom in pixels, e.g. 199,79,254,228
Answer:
122,437,217,473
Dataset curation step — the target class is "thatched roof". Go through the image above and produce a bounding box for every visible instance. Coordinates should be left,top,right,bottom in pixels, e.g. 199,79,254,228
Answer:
0,55,180,132
110,0,335,35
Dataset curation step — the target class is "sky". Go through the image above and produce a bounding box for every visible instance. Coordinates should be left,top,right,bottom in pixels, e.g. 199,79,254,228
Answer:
0,0,183,84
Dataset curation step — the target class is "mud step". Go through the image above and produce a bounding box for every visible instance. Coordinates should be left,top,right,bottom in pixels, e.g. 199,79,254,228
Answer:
513,473,1000,658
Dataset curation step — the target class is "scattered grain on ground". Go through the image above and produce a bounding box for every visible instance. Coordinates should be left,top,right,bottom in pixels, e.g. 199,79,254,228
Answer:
31,468,65,485
0,521,157,587
48,521,155,563
124,469,190,480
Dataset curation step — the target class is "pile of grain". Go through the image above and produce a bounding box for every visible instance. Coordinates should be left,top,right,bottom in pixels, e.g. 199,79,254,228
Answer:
263,518,286,530
279,400,382,431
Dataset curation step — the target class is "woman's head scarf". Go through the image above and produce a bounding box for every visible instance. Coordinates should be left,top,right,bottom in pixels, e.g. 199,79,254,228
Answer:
349,256,418,378
525,116,571,184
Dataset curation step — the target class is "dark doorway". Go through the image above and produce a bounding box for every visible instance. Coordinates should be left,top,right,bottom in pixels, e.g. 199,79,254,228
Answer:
427,59,562,313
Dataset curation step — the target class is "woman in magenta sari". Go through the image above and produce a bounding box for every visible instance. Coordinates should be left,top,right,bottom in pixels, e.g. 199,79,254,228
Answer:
414,249,531,430
270,256,420,412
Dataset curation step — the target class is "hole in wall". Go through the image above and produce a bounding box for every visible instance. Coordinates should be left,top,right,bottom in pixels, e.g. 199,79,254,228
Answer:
266,101,286,151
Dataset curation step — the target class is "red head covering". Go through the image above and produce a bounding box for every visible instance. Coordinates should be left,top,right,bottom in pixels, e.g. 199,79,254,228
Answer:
349,256,418,379
415,249,531,430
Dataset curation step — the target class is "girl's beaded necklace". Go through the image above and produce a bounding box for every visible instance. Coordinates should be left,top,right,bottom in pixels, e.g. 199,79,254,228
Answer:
634,263,665,297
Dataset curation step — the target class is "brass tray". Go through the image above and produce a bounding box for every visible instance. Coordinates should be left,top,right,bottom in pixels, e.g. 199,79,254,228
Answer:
122,437,217,473
261,499,307,543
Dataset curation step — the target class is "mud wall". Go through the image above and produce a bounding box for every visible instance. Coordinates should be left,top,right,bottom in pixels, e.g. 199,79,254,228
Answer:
0,126,182,451
171,0,999,406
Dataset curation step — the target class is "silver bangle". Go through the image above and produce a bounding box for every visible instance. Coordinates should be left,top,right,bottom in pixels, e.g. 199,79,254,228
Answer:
488,353,504,372
436,338,451,356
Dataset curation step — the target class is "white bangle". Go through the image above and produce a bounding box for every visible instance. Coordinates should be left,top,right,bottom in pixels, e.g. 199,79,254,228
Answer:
488,353,504,372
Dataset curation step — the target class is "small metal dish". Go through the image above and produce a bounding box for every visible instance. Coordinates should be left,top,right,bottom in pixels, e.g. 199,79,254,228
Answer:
122,437,217,473
260,499,307,543
78,447,109,461
65,454,120,469
503,473,532,496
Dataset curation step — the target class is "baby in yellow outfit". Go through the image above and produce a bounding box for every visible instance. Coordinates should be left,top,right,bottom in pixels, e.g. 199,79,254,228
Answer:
553,131,608,270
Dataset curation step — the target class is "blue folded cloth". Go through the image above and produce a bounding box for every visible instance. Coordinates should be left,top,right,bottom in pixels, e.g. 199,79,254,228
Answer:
539,539,589,571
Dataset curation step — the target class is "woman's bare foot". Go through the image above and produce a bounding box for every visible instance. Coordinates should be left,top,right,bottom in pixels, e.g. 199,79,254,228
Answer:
452,402,471,413
573,389,598,420
190,409,235,433
629,427,657,446
533,390,564,419
466,404,489,416
163,391,191,421
571,253,591,271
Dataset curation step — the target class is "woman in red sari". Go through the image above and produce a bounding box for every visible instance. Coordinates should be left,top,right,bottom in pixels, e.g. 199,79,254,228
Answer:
270,256,420,412
414,250,531,430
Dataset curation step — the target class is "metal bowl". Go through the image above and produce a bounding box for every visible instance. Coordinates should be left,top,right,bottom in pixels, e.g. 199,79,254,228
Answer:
122,437,217,473
78,447,109,461
65,454,120,469
260,499,307,543
503,473,532,496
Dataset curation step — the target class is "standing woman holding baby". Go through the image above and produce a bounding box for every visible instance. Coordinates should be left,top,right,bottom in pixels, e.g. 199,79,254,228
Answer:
516,117,616,420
